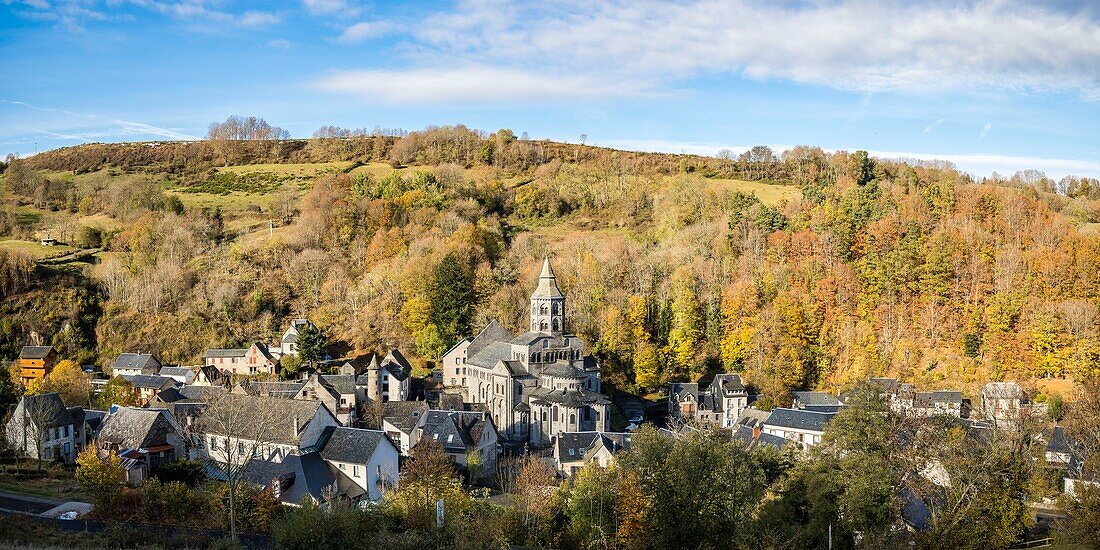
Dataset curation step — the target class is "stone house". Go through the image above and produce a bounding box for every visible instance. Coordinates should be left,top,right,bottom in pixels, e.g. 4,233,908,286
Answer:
158,366,196,385
95,407,185,484
381,400,429,454
668,373,749,428
355,350,412,403
418,410,498,470
552,431,631,478
4,393,87,464
123,374,177,406
193,394,339,466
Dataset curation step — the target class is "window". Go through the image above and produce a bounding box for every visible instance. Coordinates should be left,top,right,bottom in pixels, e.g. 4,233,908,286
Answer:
339,463,345,470
353,465,359,476
569,413,575,425
210,436,217,451
238,442,245,454
568,448,575,456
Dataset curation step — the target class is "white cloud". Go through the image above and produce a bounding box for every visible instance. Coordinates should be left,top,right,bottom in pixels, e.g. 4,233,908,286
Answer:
382,0,1100,101
302,0,355,16
239,10,280,27
337,21,393,44
314,65,650,103
923,118,946,134
268,39,295,49
980,123,992,138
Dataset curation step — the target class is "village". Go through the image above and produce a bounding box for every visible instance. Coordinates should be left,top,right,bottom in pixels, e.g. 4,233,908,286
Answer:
2,259,1095,543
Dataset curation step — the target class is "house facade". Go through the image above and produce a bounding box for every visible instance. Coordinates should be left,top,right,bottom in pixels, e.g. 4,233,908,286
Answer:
96,407,186,484
111,353,162,377
441,259,610,446
4,393,87,464
418,410,498,470
552,431,631,478
204,342,279,376
16,346,59,385
668,373,748,428
194,394,339,466
382,401,429,454
761,408,837,450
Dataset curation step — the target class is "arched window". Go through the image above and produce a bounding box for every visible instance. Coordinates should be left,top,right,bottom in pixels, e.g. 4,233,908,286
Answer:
552,319,560,331
569,413,576,425
540,320,548,331
552,302,559,314
540,304,548,315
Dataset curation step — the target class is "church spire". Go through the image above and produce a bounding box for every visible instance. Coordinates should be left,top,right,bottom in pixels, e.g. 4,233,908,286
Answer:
530,257,566,334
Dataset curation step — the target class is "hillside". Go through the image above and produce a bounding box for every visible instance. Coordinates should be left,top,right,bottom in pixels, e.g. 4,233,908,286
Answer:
2,126,1099,405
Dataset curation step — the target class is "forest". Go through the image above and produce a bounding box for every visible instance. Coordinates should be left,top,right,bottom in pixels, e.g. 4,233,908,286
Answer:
2,119,1100,408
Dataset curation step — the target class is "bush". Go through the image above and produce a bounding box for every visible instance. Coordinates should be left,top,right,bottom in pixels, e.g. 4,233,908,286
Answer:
151,459,207,487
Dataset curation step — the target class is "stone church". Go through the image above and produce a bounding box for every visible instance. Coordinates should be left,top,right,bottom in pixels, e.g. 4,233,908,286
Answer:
442,258,610,446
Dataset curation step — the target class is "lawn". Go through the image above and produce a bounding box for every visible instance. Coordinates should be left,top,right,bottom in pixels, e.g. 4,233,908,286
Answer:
702,177,802,205
169,189,284,217
0,240,78,260
0,464,88,502
216,161,354,177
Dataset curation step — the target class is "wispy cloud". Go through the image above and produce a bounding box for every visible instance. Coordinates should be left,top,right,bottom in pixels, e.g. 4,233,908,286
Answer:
980,123,992,138
923,118,946,134
2,98,200,142
6,0,281,30
268,38,295,49
314,65,651,103
336,20,394,44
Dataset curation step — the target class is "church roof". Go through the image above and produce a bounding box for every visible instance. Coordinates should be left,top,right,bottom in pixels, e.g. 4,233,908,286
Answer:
467,320,513,358
532,258,564,298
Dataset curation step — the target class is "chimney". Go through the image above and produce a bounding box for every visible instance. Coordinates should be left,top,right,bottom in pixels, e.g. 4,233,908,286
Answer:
752,425,761,439
293,416,300,434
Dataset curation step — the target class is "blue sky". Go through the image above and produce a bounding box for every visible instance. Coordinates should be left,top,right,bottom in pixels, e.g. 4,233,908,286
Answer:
2,0,1099,179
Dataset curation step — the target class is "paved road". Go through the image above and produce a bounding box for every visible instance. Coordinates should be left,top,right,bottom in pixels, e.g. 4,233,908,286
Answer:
0,491,61,514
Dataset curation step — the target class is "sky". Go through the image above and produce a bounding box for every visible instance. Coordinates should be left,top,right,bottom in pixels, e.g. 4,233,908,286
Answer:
2,0,1099,180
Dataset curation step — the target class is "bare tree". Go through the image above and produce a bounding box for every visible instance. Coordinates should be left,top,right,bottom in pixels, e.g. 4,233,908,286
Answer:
190,392,291,539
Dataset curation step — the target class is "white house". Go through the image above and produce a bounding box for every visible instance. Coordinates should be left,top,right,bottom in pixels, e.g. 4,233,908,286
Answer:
194,395,338,465
381,401,429,454
158,366,196,385
442,338,472,388
761,408,837,450
111,353,162,377
279,319,314,358
4,393,87,464
317,426,400,501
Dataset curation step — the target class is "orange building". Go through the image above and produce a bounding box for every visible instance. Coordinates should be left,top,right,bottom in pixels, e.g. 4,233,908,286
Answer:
17,346,59,385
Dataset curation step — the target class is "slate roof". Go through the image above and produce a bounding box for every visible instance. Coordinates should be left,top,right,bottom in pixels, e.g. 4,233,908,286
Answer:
466,320,512,358
538,361,588,379
195,394,330,445
913,391,963,408
511,331,549,346
714,373,746,393
179,385,225,402
318,426,389,464
19,346,54,360
556,431,631,463
257,451,365,504
1046,426,1074,455
154,387,184,403
669,383,699,401
319,375,357,395
158,367,194,379
112,353,161,373
382,401,428,434
96,407,179,450
802,404,844,414
764,408,837,433
732,425,789,450
238,380,304,398
124,374,175,390
465,341,515,370
420,410,491,453
791,391,841,407
13,393,80,430
529,387,611,408
532,258,564,298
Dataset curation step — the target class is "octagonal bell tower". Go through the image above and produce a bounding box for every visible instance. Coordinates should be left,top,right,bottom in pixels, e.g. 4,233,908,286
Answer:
530,258,565,335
